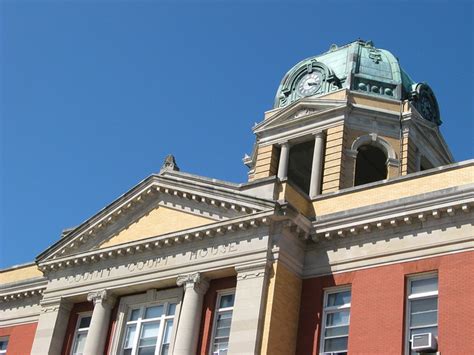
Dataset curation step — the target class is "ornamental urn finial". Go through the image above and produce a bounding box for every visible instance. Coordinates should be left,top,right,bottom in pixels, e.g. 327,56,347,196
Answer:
161,154,180,172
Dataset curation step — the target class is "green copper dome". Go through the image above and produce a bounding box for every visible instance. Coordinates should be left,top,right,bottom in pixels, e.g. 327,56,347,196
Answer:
274,40,441,125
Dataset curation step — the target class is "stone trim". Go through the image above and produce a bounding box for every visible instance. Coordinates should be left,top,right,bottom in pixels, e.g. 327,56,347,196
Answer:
235,261,270,281
176,272,209,295
311,200,472,242
87,289,116,308
0,288,45,303
39,175,276,262
38,212,273,273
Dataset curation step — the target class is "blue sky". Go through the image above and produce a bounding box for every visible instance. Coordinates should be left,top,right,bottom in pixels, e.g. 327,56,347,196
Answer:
1,1,472,268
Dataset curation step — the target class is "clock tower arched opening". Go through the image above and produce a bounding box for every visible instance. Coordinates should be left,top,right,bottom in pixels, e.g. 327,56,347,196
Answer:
354,145,387,186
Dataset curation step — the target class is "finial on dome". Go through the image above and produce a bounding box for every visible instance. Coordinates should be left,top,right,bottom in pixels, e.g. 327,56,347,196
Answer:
161,154,180,172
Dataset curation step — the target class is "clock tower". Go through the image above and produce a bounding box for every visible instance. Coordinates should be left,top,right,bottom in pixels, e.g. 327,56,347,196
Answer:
244,40,452,197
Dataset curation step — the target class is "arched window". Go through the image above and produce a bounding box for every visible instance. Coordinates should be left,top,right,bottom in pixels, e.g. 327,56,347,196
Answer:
354,145,388,186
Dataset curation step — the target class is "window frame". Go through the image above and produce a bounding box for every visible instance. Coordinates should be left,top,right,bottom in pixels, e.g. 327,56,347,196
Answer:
0,336,9,354
109,288,183,355
70,311,93,355
209,288,236,355
319,286,351,355
404,272,438,355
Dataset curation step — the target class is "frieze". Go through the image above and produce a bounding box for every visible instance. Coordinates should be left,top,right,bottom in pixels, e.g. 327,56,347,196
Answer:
189,242,237,260
65,256,169,284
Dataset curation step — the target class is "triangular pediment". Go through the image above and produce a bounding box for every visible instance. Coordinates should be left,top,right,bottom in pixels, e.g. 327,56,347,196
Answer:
254,98,348,134
98,205,214,248
38,172,275,262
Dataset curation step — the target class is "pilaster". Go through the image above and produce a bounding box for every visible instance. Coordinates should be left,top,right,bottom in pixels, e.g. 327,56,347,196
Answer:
228,261,270,354
30,298,72,355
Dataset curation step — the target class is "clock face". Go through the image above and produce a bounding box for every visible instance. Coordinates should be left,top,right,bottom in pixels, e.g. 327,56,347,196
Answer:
413,83,441,125
297,72,322,96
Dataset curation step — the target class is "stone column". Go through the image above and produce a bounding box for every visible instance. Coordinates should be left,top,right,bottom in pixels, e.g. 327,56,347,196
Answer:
277,142,290,180
173,272,209,355
30,298,72,355
309,131,326,198
228,261,269,354
83,289,116,355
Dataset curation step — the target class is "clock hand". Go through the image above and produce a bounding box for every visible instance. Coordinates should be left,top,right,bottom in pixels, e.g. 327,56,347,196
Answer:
308,81,319,86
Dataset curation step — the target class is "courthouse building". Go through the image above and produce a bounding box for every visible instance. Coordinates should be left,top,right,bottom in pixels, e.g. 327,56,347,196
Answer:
1,40,473,355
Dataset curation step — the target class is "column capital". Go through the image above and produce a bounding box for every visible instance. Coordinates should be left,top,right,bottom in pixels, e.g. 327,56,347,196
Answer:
312,130,326,138
39,298,73,314
235,260,270,281
176,272,209,295
87,289,116,308
279,141,290,148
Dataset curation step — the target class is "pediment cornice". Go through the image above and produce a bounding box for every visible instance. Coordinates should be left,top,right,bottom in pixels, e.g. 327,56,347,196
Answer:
37,211,275,273
37,174,276,263
253,98,348,135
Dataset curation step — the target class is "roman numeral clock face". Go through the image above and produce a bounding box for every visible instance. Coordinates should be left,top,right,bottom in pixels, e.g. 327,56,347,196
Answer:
297,72,322,96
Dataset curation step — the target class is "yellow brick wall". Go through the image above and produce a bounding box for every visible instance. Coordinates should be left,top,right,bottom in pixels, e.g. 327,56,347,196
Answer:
0,264,43,284
401,134,418,175
314,164,474,215
321,124,346,193
100,206,214,248
260,262,302,355
278,182,314,217
251,144,279,181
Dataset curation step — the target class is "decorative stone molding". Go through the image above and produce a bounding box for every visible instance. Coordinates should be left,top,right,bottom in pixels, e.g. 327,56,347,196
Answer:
87,289,116,308
44,181,269,261
235,261,270,281
312,201,473,243
160,154,180,172
176,272,209,295
38,212,273,272
350,133,397,160
0,288,45,303
39,298,72,314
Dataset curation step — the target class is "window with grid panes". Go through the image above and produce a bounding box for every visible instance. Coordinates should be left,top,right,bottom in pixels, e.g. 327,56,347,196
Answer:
121,302,176,355
210,290,235,355
406,274,438,355
320,288,351,355
71,313,92,355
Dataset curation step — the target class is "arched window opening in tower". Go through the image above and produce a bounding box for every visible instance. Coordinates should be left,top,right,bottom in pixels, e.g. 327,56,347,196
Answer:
354,145,387,186
287,140,315,195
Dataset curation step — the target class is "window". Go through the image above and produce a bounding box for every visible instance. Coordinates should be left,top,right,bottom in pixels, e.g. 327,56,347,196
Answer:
210,290,235,355
406,274,438,355
320,288,351,355
109,289,182,355
122,302,176,355
71,313,92,355
0,337,8,354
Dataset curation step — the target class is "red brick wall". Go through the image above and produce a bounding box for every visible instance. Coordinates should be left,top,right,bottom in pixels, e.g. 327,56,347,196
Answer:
296,251,474,355
197,276,237,355
0,322,37,355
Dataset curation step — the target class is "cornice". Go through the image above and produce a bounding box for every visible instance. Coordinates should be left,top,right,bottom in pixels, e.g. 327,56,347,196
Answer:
0,278,47,303
39,179,275,262
310,192,473,242
37,211,275,273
